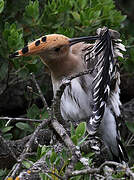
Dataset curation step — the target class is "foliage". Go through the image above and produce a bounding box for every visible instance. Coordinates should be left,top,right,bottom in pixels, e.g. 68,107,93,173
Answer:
0,119,13,140
0,0,134,179
0,169,8,180
0,0,128,136
36,123,94,180
71,122,87,146
0,0,132,83
0,0,133,96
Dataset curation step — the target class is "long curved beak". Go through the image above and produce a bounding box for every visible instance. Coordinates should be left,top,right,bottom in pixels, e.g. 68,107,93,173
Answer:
69,35,100,46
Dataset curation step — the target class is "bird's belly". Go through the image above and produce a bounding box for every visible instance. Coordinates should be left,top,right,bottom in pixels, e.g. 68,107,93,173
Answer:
61,96,89,121
60,77,93,122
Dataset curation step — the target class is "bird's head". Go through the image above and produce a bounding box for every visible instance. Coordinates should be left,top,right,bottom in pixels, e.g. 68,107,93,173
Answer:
9,34,70,60
9,34,99,78
9,34,99,60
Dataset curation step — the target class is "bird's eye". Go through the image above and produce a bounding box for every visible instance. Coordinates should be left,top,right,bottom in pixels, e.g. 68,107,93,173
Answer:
54,47,61,52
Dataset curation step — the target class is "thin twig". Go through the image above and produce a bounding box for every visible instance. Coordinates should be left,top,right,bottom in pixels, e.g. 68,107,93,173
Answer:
69,161,134,178
45,171,64,180
67,69,93,81
52,79,71,125
0,117,43,126
31,73,52,117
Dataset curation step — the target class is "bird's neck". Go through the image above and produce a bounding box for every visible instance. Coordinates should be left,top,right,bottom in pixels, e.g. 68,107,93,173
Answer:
40,43,88,95
48,53,86,95
52,54,85,78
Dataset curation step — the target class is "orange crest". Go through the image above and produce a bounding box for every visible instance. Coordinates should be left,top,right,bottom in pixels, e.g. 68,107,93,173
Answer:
9,34,70,58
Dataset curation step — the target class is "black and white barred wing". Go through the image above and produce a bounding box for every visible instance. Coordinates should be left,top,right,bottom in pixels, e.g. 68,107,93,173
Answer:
86,28,126,135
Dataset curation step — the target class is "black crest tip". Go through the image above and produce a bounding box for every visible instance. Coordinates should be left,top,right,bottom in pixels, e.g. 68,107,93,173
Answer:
9,52,19,59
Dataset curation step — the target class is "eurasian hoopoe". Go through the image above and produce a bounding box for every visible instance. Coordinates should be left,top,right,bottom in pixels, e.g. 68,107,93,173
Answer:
10,28,128,162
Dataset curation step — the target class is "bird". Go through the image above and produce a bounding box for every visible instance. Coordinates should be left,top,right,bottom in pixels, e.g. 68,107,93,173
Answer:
9,27,128,162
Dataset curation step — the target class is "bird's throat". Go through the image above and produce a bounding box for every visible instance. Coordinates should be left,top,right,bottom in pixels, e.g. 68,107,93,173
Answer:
41,53,86,81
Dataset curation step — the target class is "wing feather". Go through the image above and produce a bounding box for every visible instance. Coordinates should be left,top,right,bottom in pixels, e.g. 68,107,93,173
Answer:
85,28,125,135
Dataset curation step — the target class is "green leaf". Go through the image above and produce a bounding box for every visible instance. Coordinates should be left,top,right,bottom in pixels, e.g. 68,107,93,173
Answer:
78,0,87,9
112,171,125,178
50,150,57,164
74,161,84,170
41,145,50,156
39,173,48,180
27,104,40,119
3,29,10,40
3,133,13,140
70,122,75,137
0,0,4,13
10,23,16,31
0,169,6,177
1,126,13,133
37,146,42,159
33,0,39,20
71,135,78,146
40,108,49,119
15,122,32,131
78,134,89,146
8,36,17,48
75,122,86,139
54,155,60,166
87,152,95,158
22,160,33,169
61,149,68,161
126,122,134,134
24,0,39,23
3,22,24,50
71,12,80,23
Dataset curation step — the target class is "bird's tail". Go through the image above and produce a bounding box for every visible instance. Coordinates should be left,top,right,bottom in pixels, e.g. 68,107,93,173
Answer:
108,137,128,163
114,137,128,162
99,107,128,163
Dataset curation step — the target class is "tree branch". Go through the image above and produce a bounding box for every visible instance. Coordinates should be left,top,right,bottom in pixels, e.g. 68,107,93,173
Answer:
5,119,51,180
0,117,43,126
69,161,134,178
